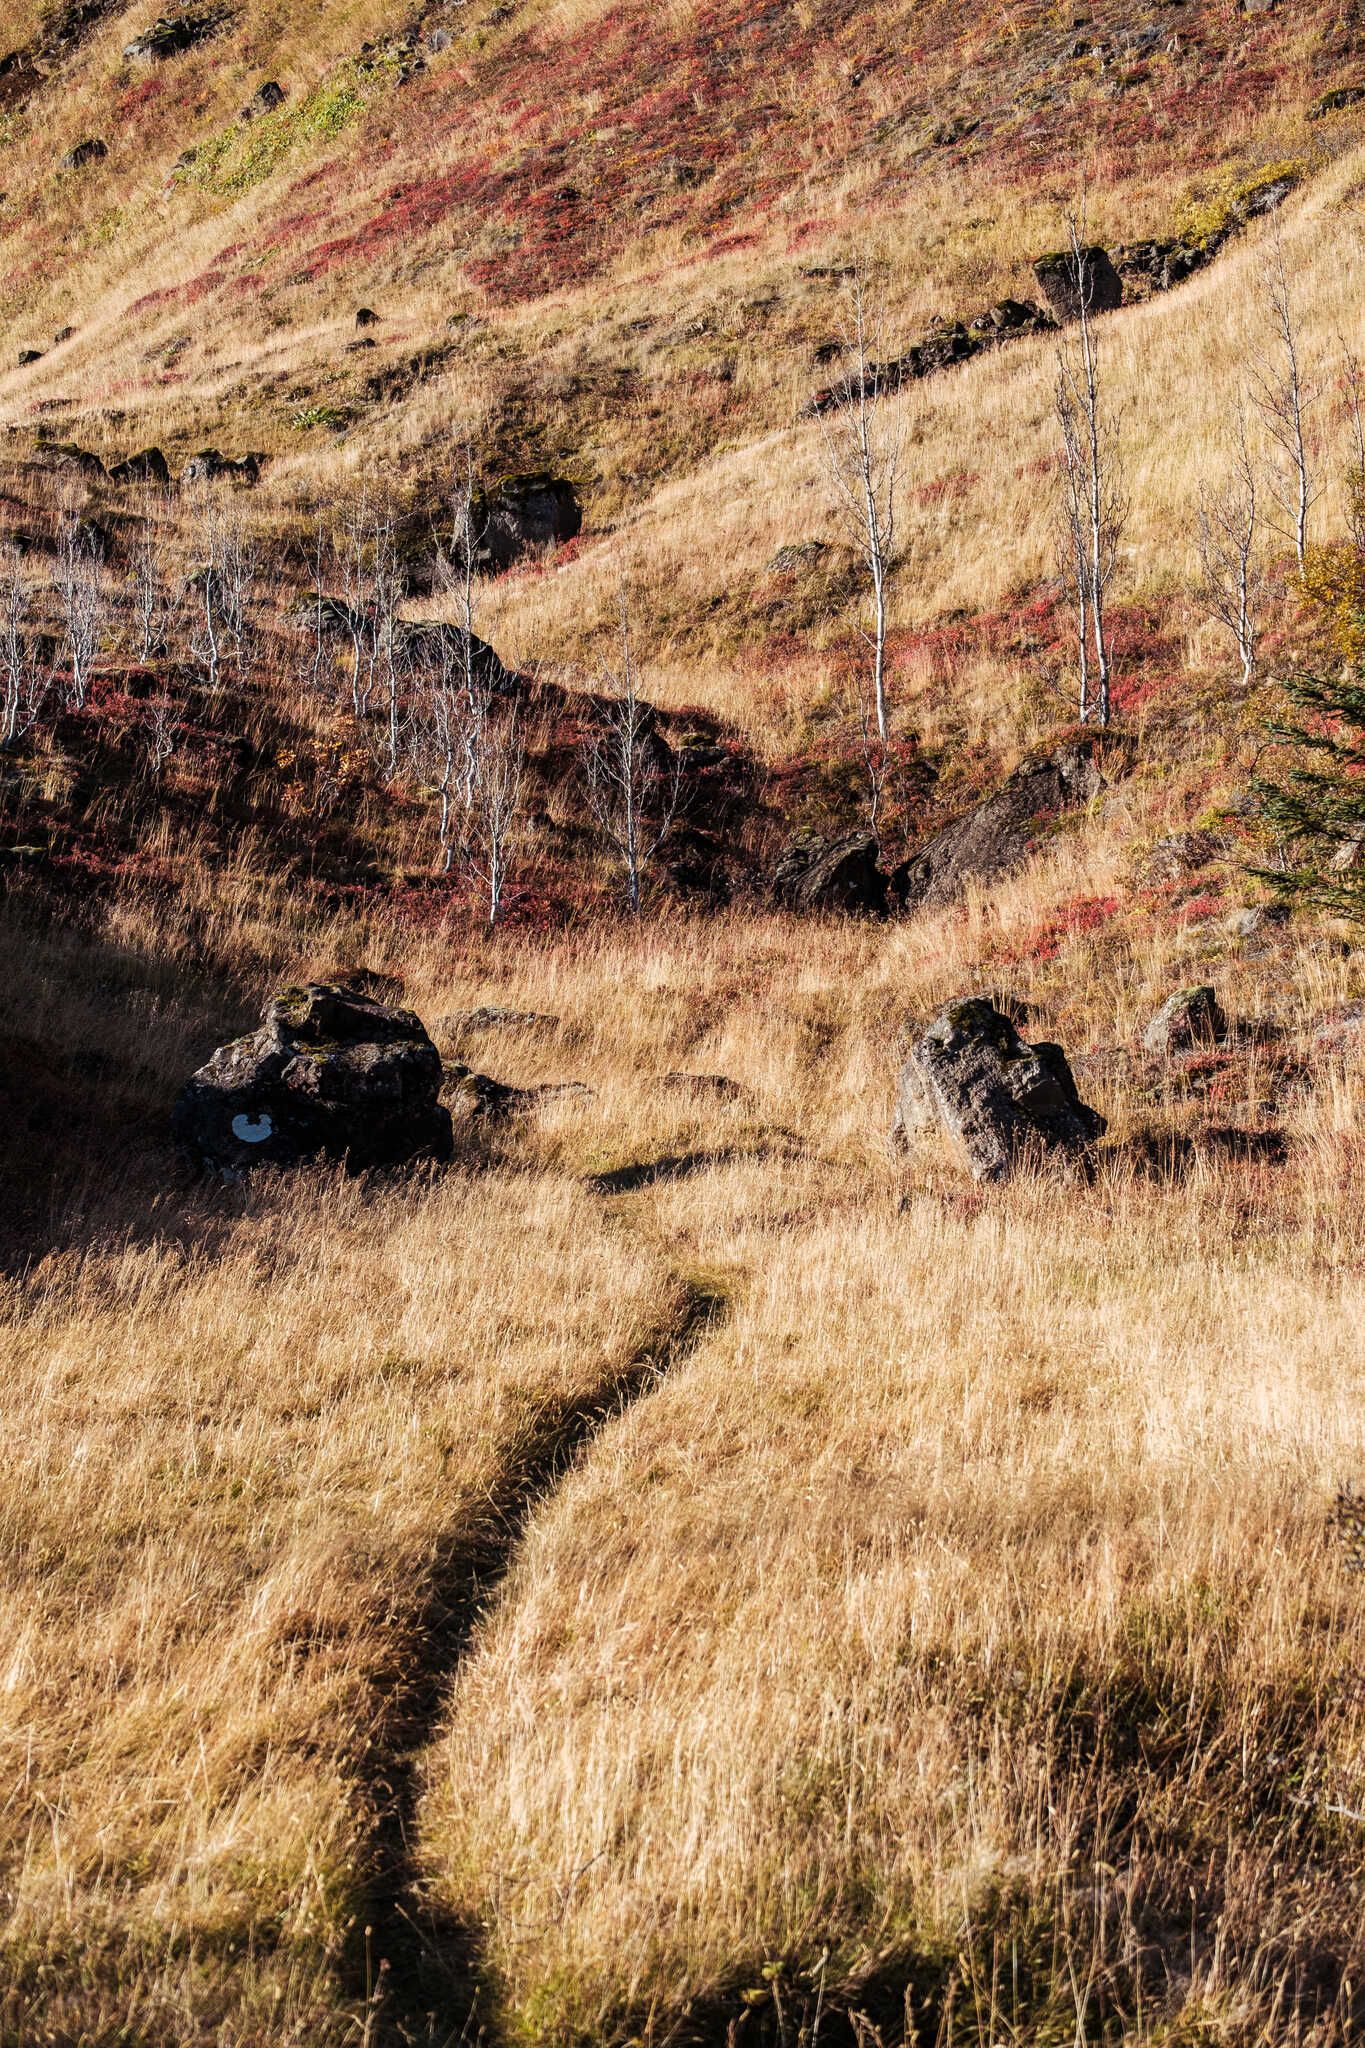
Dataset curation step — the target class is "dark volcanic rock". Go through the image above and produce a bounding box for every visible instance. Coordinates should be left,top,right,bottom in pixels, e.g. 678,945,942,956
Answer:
60,137,108,170
109,446,171,487
894,996,1105,1181
443,1064,592,1121
802,299,1052,415
17,350,45,368
0,49,40,113
182,448,262,486
355,305,380,328
478,473,582,572
69,516,111,564
894,739,1103,911
397,618,516,694
172,983,453,1174
33,441,107,480
125,12,224,61
771,831,887,915
1312,83,1365,118
1032,244,1123,321
1113,236,1211,298
240,79,285,118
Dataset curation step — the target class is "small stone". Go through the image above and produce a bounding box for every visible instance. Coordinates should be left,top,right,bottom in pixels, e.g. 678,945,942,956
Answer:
1142,986,1227,1056
438,1005,559,1038
658,1072,744,1099
240,79,285,119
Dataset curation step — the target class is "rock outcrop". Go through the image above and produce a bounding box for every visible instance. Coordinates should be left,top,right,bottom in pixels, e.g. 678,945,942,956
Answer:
397,618,517,694
894,739,1102,911
770,831,887,914
172,983,453,1174
32,442,106,480
1032,244,1124,322
182,449,263,486
109,446,171,487
478,474,582,573
125,12,224,61
894,996,1106,1181
1142,986,1227,1056
803,298,1054,415
59,137,107,171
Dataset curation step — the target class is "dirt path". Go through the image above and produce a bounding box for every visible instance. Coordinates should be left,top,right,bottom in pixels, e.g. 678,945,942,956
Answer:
346,1264,729,2048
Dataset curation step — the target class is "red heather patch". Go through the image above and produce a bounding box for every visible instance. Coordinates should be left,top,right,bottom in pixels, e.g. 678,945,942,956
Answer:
118,76,165,116
914,470,982,507
784,218,833,250
1003,891,1123,967
1175,891,1224,925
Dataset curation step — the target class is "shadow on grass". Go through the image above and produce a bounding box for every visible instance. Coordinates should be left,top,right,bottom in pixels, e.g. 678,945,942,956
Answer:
586,1149,739,1196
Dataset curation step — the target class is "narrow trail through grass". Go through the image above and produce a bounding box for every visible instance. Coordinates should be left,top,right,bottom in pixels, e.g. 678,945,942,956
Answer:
352,1206,731,2048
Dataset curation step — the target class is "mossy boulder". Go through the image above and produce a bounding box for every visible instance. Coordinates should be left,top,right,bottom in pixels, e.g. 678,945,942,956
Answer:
173,984,452,1174
894,996,1105,1182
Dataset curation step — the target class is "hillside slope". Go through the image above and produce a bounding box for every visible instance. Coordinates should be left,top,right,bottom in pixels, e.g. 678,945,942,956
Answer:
7,2,1365,2045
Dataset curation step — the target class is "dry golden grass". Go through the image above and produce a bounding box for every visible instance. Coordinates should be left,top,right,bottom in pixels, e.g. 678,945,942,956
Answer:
5,827,1365,2038
425,1154,1365,2043
0,1143,681,2042
8,7,1365,2040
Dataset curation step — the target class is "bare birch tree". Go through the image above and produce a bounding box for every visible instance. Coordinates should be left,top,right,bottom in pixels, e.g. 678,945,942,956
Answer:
56,513,103,709
186,490,257,692
582,598,684,914
1340,337,1365,554
142,691,179,779
407,640,527,920
1253,230,1321,570
816,265,904,744
406,625,467,874
1054,213,1126,727
306,513,331,695
335,496,403,757
130,504,173,664
0,547,51,746
461,702,526,926
1197,400,1264,689
447,441,488,721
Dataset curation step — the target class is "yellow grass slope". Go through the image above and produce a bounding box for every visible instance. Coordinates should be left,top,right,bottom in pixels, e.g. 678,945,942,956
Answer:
0,1161,682,2042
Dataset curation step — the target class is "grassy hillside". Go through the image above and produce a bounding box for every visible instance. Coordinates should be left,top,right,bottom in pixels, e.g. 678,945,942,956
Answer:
7,0,1365,2042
